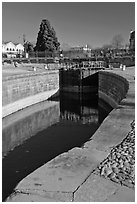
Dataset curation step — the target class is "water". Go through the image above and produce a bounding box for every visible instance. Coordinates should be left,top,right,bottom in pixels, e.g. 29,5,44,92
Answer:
2,92,112,201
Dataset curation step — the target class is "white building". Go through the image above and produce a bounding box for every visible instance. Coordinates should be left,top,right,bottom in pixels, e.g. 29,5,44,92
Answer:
2,41,24,57
83,44,91,52
15,43,24,54
70,44,91,52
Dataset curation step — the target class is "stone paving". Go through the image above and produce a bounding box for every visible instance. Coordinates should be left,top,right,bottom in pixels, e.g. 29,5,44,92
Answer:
95,120,135,188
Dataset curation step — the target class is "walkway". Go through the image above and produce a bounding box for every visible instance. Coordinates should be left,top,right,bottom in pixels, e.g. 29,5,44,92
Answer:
6,67,135,202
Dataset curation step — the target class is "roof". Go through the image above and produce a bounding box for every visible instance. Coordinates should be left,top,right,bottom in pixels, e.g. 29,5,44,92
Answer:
2,41,13,44
2,41,24,46
15,43,24,46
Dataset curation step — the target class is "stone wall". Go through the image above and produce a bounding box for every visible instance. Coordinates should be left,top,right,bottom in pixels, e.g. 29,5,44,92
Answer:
3,71,59,106
98,71,129,108
2,70,59,117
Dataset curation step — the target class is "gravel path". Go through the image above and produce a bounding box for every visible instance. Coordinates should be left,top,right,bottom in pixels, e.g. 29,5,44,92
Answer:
95,120,135,189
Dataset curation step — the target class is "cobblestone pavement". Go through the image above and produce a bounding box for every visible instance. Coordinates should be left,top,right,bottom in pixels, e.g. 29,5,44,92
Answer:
95,120,135,189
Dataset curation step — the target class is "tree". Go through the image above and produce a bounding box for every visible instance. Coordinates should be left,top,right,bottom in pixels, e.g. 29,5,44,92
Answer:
35,19,60,52
111,34,124,49
124,43,129,50
102,44,113,50
60,43,71,51
24,41,34,52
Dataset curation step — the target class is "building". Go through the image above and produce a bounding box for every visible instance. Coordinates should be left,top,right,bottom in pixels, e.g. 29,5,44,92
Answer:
129,30,135,52
70,44,91,52
62,44,92,58
2,41,24,58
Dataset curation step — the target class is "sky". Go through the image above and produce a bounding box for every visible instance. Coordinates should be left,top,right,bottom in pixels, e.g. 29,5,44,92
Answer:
2,2,135,48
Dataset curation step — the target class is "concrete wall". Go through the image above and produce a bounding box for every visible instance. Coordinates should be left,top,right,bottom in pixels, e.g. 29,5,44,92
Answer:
2,101,60,157
2,70,59,117
98,71,129,108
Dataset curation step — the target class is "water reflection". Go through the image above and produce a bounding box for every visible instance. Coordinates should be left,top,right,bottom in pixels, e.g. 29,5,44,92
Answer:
2,92,110,201
59,92,98,124
2,101,60,157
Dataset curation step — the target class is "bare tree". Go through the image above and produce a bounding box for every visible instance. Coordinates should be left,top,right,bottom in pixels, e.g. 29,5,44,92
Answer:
60,43,71,51
102,44,113,50
111,34,124,49
124,43,130,50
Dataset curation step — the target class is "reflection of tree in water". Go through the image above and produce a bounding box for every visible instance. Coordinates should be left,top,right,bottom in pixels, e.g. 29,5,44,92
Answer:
59,92,99,124
60,110,98,124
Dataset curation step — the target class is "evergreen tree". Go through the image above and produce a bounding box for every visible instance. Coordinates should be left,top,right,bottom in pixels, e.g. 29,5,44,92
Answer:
35,19,60,52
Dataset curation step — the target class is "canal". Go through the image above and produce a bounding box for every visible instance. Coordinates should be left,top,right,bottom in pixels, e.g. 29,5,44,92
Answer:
2,92,112,201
